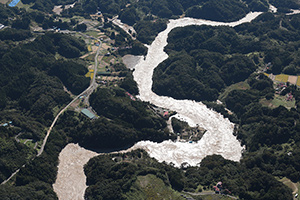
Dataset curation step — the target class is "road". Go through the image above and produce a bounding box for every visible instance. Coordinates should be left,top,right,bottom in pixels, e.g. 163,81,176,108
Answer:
184,191,238,199
111,16,136,39
37,41,101,157
1,40,102,185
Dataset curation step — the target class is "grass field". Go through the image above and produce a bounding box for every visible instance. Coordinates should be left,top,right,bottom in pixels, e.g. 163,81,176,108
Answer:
219,81,250,101
19,139,36,149
84,53,96,62
125,174,185,200
260,94,295,110
264,73,269,77
0,0,10,4
275,74,289,82
12,0,33,10
85,31,100,38
279,177,298,198
87,45,92,52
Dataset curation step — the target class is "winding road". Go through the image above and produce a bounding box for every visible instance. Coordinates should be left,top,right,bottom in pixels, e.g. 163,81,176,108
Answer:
37,41,101,157
1,40,102,185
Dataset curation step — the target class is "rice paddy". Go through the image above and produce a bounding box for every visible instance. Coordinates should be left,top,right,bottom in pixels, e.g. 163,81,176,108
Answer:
85,69,94,79
274,74,289,82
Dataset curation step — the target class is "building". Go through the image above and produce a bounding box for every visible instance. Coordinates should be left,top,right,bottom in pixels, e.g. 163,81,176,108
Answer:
81,108,96,119
0,24,4,30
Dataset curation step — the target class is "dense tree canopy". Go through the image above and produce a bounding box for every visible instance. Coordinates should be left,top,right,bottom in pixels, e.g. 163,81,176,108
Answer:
0,22,89,196
65,87,169,149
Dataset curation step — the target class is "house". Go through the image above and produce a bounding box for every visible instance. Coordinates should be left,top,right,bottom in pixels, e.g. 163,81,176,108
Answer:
213,182,223,194
163,111,169,117
0,24,4,30
125,92,136,101
286,92,293,101
81,108,96,119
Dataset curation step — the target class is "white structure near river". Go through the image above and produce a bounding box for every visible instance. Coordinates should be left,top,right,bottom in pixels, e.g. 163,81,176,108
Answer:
131,12,262,167
54,11,264,200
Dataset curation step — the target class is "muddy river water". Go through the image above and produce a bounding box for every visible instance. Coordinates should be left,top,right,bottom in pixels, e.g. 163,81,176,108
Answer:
54,11,264,200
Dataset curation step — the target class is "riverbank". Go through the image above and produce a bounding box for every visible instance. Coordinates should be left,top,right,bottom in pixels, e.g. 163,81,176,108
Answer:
54,11,263,200
131,12,262,167
53,143,99,200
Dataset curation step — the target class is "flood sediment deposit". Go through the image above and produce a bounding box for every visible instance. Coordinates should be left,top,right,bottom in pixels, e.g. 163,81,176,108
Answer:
131,12,262,167
54,12,263,199
53,144,98,200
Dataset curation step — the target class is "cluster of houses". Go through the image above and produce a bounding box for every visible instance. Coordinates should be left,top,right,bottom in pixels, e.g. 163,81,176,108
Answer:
1,121,13,127
263,62,272,72
275,83,287,94
275,83,294,101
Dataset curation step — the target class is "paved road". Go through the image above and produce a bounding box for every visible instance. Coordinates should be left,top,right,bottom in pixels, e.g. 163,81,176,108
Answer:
37,41,101,157
1,40,102,185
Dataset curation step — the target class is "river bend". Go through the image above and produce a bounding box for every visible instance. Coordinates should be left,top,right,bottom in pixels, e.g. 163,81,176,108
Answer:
131,12,262,167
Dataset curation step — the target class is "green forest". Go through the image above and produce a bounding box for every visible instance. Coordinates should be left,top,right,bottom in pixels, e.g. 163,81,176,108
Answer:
84,150,293,200
153,13,300,101
1,0,300,200
14,0,299,46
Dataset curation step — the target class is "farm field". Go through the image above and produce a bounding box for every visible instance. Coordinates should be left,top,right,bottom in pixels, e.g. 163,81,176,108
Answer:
260,94,296,110
125,174,185,200
275,74,289,82
85,69,94,79
0,0,10,4
265,73,300,86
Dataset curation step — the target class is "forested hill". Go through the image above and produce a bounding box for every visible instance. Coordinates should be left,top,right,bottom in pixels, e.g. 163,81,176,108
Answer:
153,13,300,102
0,11,89,196
151,11,300,197
66,0,266,22
15,0,300,45
21,0,299,23
84,150,292,200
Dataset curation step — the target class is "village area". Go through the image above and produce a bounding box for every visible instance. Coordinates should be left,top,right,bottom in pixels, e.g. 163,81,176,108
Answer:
48,9,209,143
262,71,298,110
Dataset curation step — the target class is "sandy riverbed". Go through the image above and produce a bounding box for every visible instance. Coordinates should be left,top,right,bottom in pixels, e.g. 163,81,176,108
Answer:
122,55,143,70
53,143,98,200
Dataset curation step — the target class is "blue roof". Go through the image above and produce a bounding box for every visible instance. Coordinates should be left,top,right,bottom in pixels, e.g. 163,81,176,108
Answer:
8,0,20,7
81,109,96,119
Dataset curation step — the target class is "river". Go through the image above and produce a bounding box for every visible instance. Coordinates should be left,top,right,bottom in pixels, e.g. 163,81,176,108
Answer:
131,12,262,167
54,11,263,200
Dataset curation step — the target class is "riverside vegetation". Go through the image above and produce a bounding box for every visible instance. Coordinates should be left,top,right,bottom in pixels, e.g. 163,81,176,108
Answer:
0,1,300,200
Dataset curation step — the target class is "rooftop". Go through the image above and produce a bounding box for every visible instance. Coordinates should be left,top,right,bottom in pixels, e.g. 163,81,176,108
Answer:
81,109,96,119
